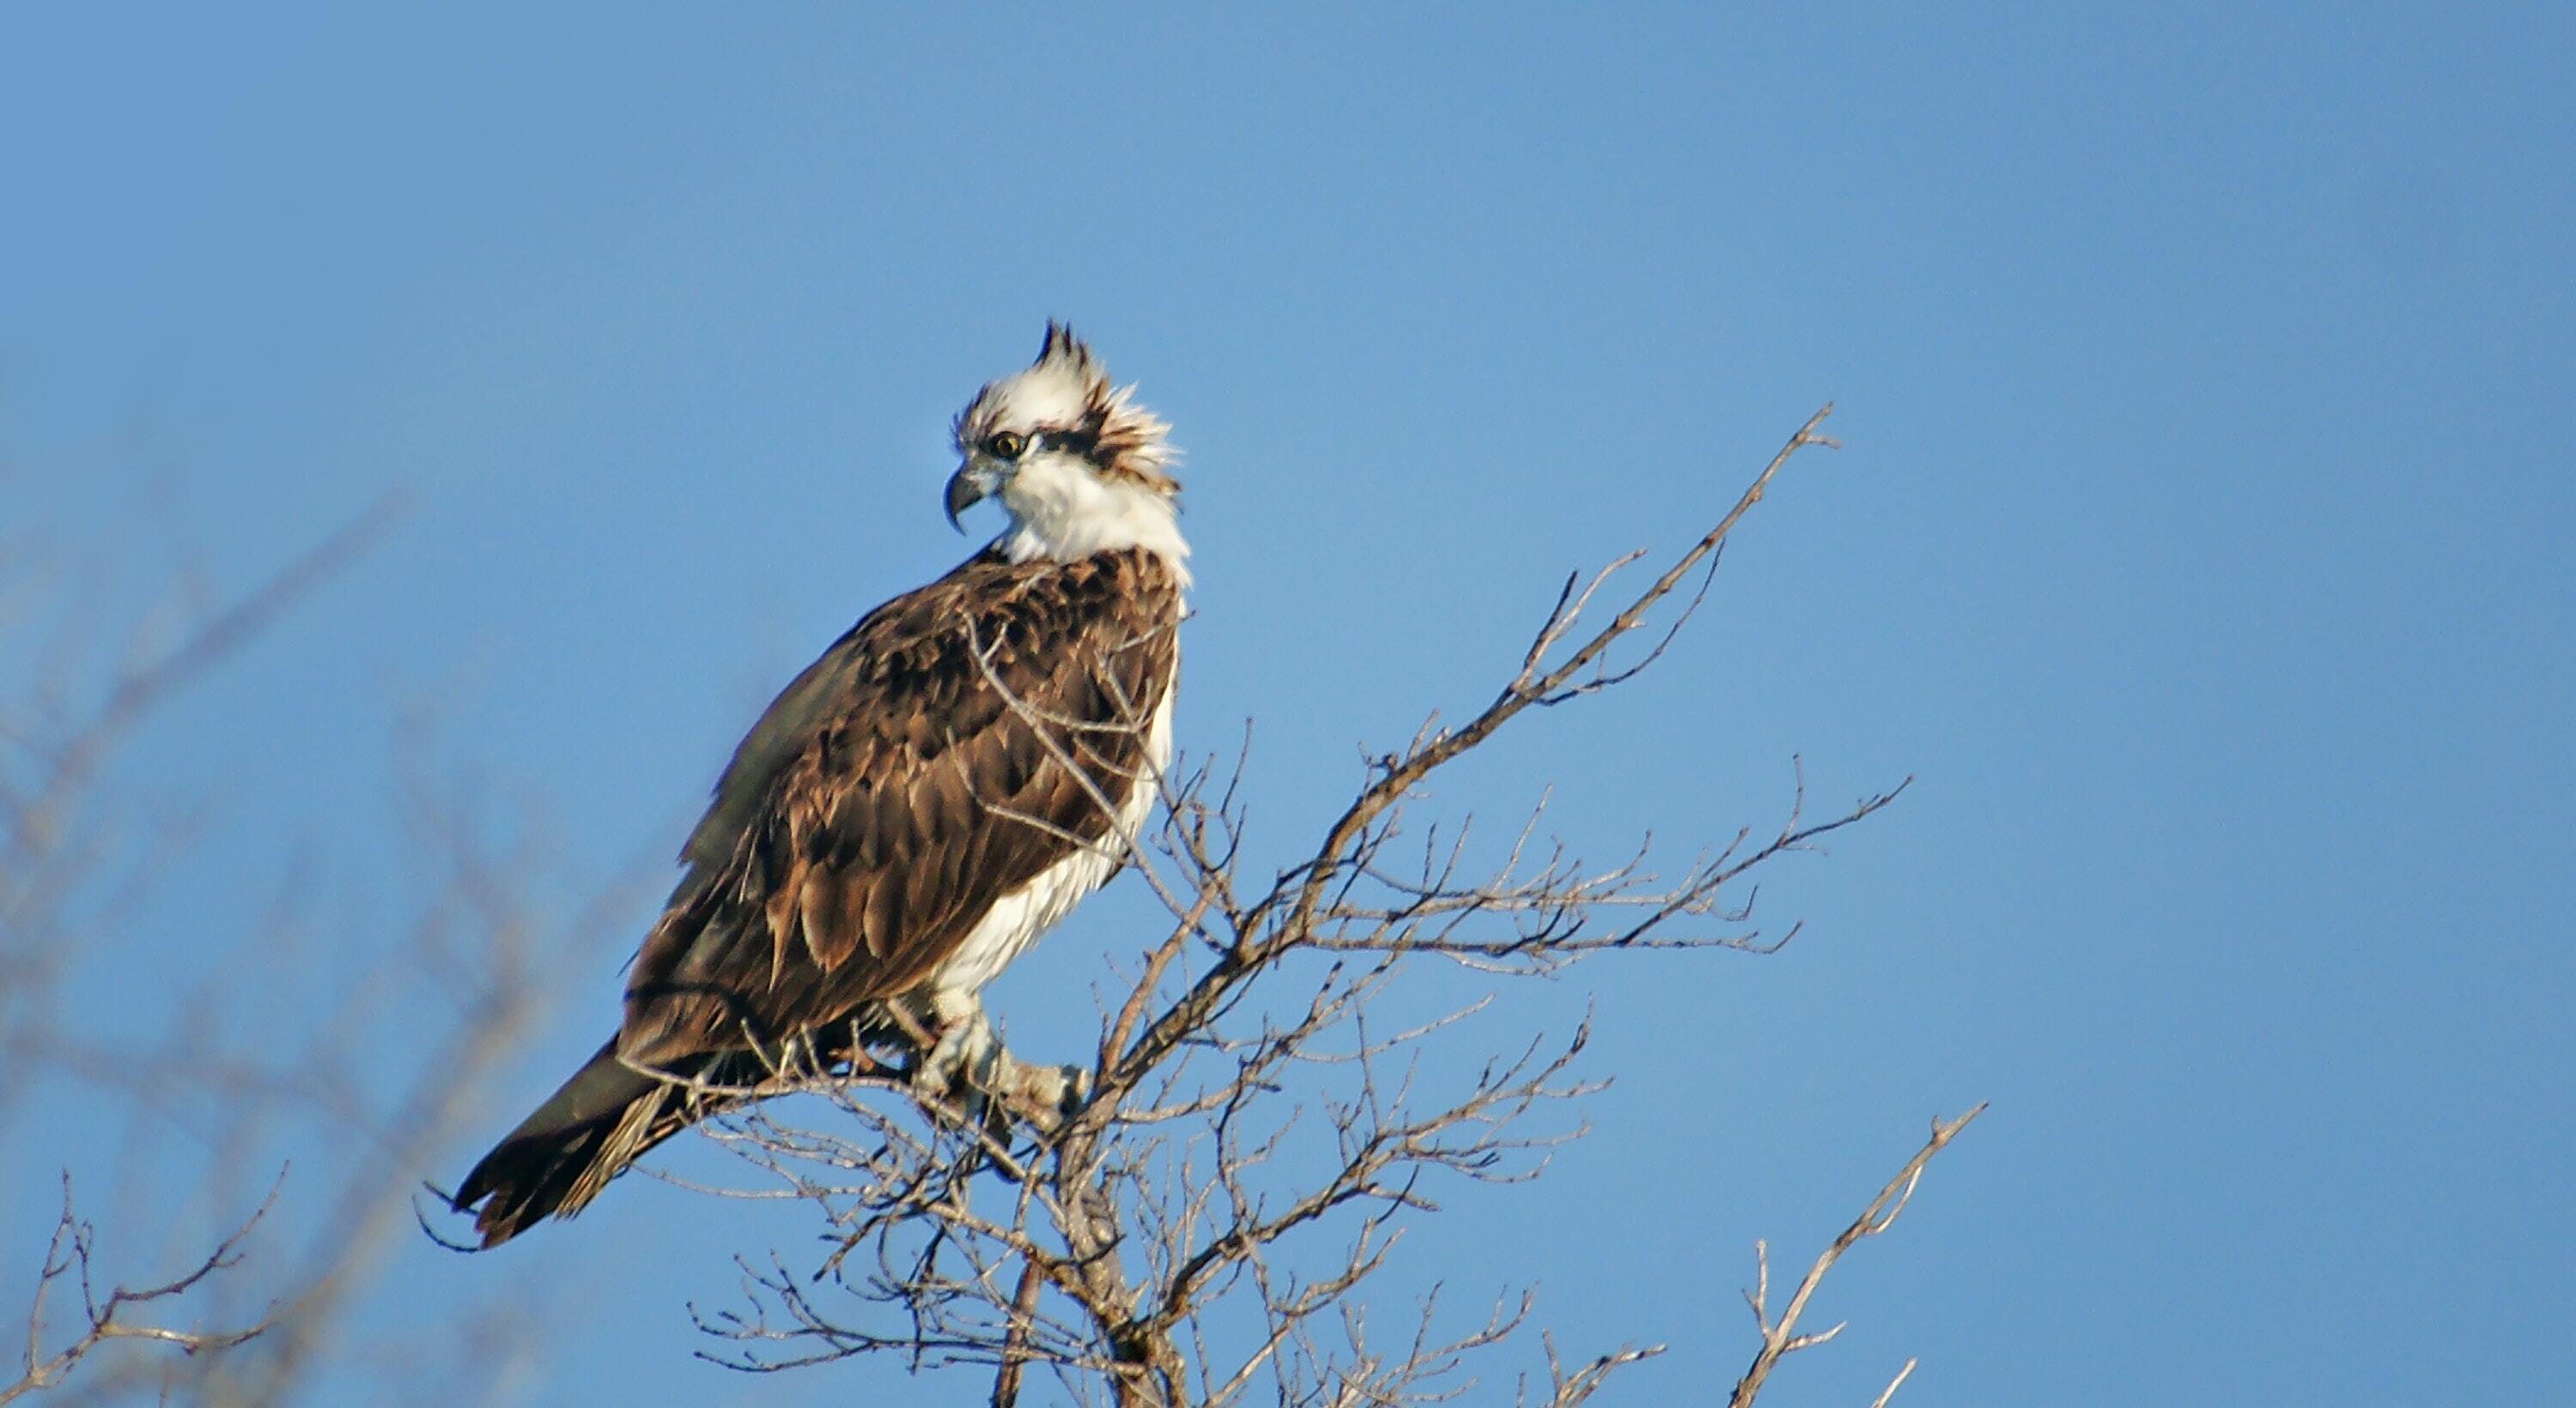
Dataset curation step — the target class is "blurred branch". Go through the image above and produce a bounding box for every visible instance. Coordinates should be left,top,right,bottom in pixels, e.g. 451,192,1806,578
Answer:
2,488,579,1405
4,489,407,869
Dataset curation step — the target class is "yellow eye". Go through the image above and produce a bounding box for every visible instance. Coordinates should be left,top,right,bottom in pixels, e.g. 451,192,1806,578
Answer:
987,431,1028,460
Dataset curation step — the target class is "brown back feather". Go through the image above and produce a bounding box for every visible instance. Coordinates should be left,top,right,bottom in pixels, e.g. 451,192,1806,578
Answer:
620,545,1182,1066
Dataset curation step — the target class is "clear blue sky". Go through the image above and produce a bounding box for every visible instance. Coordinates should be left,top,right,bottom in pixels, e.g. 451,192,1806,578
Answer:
7,3,2572,1403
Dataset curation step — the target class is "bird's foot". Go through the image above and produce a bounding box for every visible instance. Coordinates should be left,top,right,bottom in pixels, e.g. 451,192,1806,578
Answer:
907,996,1089,1138
989,1052,1092,1127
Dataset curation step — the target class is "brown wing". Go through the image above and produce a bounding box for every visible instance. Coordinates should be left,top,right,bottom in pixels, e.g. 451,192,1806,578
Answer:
618,545,1181,1065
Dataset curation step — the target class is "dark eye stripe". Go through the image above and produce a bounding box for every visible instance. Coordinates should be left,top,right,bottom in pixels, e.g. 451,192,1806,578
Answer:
978,428,1102,463
1033,428,1101,459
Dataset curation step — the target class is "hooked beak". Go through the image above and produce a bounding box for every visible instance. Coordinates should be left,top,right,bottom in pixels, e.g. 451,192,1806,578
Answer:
945,464,993,532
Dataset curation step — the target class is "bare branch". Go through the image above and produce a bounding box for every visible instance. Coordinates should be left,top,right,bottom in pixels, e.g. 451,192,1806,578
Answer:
1727,1106,1986,1408
2,1174,276,1405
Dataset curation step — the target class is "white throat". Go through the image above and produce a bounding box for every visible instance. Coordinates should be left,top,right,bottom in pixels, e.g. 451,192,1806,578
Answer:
997,453,1193,587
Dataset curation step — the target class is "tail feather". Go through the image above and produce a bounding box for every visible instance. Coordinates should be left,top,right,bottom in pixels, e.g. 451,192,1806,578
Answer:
452,1020,889,1248
452,1041,717,1247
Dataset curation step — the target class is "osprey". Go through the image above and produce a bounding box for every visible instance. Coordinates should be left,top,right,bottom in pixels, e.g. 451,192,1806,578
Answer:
452,324,1187,1247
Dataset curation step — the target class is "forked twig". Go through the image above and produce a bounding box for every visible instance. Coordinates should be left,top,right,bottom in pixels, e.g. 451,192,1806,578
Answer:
3,1173,280,1405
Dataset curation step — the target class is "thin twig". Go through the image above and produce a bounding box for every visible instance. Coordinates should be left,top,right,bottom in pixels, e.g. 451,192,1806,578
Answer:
1728,1106,1986,1408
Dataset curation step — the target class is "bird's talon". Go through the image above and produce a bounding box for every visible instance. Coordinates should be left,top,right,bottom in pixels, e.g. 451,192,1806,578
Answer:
1054,1063,1093,1114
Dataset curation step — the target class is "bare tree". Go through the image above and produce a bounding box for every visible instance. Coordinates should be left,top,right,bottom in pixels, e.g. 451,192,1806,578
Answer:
1,498,589,1405
666,408,1982,1405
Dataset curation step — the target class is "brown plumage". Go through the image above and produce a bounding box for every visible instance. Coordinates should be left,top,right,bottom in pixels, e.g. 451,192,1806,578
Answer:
453,325,1187,1247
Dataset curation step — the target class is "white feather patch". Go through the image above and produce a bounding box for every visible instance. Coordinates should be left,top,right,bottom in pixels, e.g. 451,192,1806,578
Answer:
998,455,1193,587
928,675,1176,998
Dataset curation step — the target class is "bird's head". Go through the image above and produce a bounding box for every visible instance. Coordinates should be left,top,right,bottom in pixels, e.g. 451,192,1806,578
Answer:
947,323,1188,576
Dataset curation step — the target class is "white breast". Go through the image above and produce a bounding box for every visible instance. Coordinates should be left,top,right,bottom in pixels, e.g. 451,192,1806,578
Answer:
927,677,1176,998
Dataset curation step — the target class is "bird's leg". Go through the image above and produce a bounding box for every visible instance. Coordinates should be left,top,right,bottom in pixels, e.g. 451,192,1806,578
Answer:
914,989,1002,1107
911,990,1091,1133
